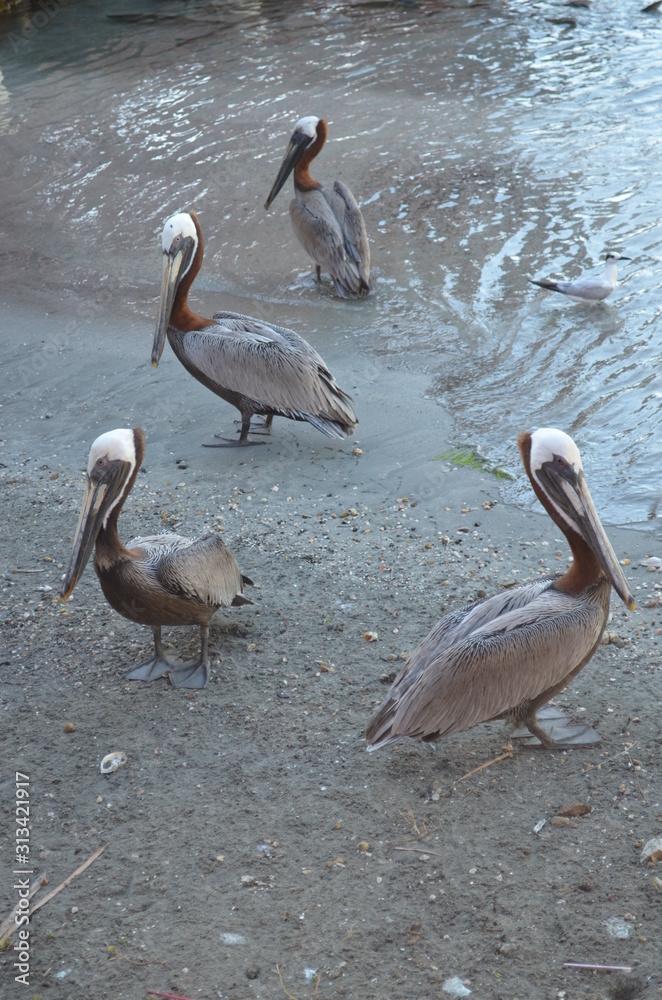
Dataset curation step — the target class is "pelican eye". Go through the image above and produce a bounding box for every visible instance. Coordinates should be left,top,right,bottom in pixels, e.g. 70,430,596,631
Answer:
96,456,108,468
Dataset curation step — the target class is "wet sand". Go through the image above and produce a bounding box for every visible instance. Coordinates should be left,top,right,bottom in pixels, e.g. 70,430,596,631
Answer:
1,280,662,999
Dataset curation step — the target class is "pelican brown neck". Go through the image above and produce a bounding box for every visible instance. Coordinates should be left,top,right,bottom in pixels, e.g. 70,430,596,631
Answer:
518,431,602,595
518,431,635,608
294,118,327,192
101,427,145,541
152,212,212,366
169,212,211,331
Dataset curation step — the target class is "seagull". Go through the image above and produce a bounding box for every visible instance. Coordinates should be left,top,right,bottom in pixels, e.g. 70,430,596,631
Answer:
529,251,630,303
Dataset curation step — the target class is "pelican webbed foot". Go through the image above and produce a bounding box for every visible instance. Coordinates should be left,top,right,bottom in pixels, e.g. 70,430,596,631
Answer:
166,625,211,689
511,706,600,749
233,413,274,436
126,626,175,683
203,414,267,447
166,659,210,689
202,435,266,448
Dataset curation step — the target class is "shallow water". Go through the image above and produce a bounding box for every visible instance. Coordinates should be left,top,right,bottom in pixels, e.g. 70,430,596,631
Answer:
1,0,661,527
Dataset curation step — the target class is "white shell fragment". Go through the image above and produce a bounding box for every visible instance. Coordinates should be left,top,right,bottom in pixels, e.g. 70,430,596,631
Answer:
605,917,631,939
442,977,472,997
100,751,128,774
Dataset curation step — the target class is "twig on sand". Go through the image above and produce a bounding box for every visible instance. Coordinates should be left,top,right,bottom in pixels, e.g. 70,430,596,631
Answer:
147,992,195,1000
30,843,109,916
110,947,160,966
273,966,320,1000
456,751,513,784
0,874,47,945
276,964,298,1000
146,992,194,1000
625,748,649,804
11,568,44,573
563,961,632,972
578,744,637,775
392,846,446,859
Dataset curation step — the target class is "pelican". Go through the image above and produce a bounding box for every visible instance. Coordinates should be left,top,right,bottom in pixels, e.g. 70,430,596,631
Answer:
61,427,252,689
529,251,630,303
264,116,371,299
152,211,358,446
366,428,635,751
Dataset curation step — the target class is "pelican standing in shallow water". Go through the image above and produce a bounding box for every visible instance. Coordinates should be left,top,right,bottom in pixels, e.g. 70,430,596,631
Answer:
152,211,358,446
366,429,635,751
61,428,252,689
529,251,630,303
264,116,372,299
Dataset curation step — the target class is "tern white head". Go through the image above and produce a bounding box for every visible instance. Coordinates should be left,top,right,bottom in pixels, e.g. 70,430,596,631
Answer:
529,251,631,303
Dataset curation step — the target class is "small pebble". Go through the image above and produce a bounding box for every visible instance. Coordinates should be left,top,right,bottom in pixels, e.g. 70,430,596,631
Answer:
63,722,76,733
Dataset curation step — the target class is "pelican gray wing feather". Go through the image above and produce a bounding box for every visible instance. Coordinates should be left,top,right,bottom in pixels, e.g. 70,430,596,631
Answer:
211,311,327,364
291,185,371,299
366,579,607,748
175,320,357,436
331,180,371,282
129,532,246,608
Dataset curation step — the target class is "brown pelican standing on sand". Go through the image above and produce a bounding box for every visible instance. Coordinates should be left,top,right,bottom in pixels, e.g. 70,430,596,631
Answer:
366,429,635,751
152,211,358,446
61,427,252,689
264,116,371,299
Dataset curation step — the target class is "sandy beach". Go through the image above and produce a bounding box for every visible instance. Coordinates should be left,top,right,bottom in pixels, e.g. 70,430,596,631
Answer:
2,276,661,1000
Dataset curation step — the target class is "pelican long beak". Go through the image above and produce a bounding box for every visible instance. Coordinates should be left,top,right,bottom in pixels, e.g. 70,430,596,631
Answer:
60,461,131,601
542,467,635,610
151,245,191,367
264,134,310,210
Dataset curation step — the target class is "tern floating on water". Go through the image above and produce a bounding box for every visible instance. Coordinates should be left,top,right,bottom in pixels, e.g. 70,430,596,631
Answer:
152,211,358,446
61,427,252,688
264,116,371,299
366,428,634,752
529,251,630,303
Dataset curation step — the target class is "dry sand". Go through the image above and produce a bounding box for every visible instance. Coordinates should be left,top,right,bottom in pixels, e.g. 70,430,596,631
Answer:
1,279,662,1000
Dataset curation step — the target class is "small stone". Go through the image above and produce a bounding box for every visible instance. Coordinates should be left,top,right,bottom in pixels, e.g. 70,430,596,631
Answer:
63,722,76,733
498,942,517,955
246,967,260,980
550,816,571,827
356,841,370,852
640,837,662,864
556,803,592,817
352,448,363,456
